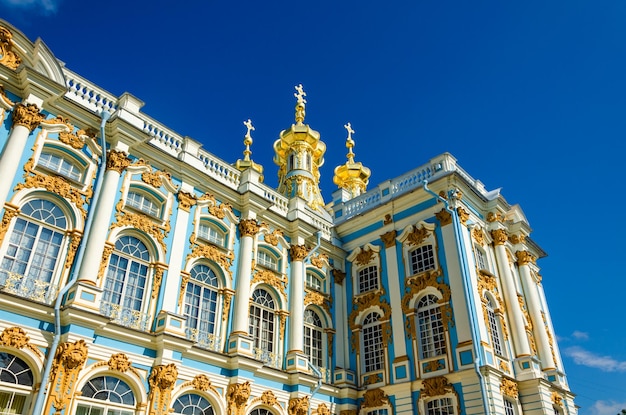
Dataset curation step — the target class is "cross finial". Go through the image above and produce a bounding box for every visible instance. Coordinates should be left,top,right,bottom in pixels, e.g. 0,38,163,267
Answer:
244,119,255,139
294,84,307,105
344,122,354,140
242,119,255,161
344,122,356,163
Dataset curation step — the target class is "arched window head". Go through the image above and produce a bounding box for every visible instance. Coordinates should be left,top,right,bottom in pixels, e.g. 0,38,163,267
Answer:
358,265,379,294
184,264,220,350
426,397,455,415
198,222,225,247
0,352,34,415
257,249,278,271
416,294,446,359
102,235,151,330
362,312,384,373
485,296,504,356
249,289,276,354
304,309,323,368
409,244,435,275
38,150,83,182
76,375,136,415
173,393,215,415
126,190,161,217
1,199,68,303
305,271,323,292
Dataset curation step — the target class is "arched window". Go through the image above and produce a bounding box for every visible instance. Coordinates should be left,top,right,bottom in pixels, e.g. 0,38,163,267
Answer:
102,236,151,330
362,312,384,373
184,264,220,350
172,393,215,415
256,249,278,271
0,352,33,414
0,199,68,303
416,294,446,359
409,244,435,275
305,272,323,292
249,289,276,355
357,265,379,294
426,397,455,415
485,296,504,356
304,309,323,368
76,375,136,415
126,190,161,217
38,150,83,182
198,222,225,247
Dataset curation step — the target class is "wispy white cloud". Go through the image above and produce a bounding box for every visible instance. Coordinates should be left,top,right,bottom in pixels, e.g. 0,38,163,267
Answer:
572,330,590,340
0,0,61,14
587,400,626,415
564,346,626,372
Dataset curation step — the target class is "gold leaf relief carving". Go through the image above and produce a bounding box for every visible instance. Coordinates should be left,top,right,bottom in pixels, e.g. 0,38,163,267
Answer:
177,191,197,212
500,378,519,399
260,390,278,407
457,207,469,225
515,250,535,266
340,411,357,415
316,403,331,415
0,206,19,245
151,266,164,299
263,229,283,246
64,231,82,269
288,396,310,415
177,271,191,309
401,270,454,332
420,375,455,398
110,211,167,252
380,230,397,248
221,289,234,322
472,228,485,246
304,289,331,314
360,388,389,409
187,244,234,278
490,229,508,245
227,381,251,415
192,374,212,392
278,310,288,341
349,288,391,330
0,26,22,70
148,364,178,415
290,244,309,261
435,209,452,226
105,150,131,173
58,130,85,149
47,340,88,413
354,247,375,266
310,253,328,269
509,233,525,245
98,244,114,280
487,212,503,223
407,226,429,246
239,219,259,237
251,269,287,297
12,103,44,131
0,326,42,356
15,173,88,219
552,391,563,407
332,269,345,285
108,353,131,372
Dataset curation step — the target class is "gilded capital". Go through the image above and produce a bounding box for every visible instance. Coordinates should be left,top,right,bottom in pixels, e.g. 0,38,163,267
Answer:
12,103,44,131
106,150,131,173
491,229,508,245
435,209,452,226
515,250,535,266
177,191,197,212
332,269,346,285
290,244,309,261
380,230,397,248
238,219,260,237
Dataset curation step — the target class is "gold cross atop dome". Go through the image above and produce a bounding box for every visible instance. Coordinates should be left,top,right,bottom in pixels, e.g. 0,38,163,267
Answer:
333,122,371,200
235,118,264,181
294,84,307,124
344,122,356,163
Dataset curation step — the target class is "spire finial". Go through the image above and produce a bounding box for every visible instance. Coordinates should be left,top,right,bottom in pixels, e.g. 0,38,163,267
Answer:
242,119,255,161
344,122,356,163
294,84,307,124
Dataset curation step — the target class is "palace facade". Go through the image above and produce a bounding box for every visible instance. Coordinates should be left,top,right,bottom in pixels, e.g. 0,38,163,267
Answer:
0,20,576,415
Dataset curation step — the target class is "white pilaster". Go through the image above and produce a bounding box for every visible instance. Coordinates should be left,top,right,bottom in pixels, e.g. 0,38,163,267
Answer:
288,256,305,353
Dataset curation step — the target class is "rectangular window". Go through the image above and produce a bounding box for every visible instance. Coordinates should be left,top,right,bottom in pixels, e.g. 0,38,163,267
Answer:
358,265,379,294
410,245,435,275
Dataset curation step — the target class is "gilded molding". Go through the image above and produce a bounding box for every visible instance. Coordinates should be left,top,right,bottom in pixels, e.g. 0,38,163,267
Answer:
332,269,346,285
542,311,558,366
278,310,288,340
354,247,375,266
349,288,392,351
487,212,503,223
15,173,88,219
252,269,287,297
178,271,191,309
435,209,452,226
326,329,335,358
105,150,131,173
0,205,19,246
509,233,526,245
221,288,234,322
111,211,168,252
0,26,21,69
259,390,279,407
0,326,42,356
500,378,519,398
457,207,469,225
310,253,328,269
315,403,331,415
419,375,460,413
107,353,131,372
340,411,357,415
515,250,535,266
551,391,563,407
98,243,114,280
472,228,485,246
360,388,389,409
192,374,214,392
12,103,43,131
401,269,454,335
177,191,197,212
46,340,88,414
517,294,532,330
380,230,397,248
304,288,331,314
187,244,234,279
59,130,86,149
142,170,171,188
148,364,178,415
288,396,310,415
491,229,508,245
227,381,251,415
239,219,260,237
264,229,283,246
151,265,166,299
290,244,309,261
64,231,82,270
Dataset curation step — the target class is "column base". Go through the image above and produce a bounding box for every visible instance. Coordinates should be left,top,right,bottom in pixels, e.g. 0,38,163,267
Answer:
333,368,357,386
154,310,187,338
226,332,255,357
514,355,543,381
65,282,103,313
285,350,310,373
544,368,567,388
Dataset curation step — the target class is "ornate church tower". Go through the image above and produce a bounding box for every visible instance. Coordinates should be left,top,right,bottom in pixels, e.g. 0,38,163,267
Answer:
333,122,371,199
273,85,326,210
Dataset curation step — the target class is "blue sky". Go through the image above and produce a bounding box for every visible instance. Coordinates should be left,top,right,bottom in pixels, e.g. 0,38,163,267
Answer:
2,1,625,413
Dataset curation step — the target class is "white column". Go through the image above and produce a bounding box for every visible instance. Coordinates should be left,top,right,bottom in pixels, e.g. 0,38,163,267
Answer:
76,150,129,283
288,245,307,353
0,104,43,207
231,219,258,334
381,230,407,357
161,190,195,312
333,270,347,369
491,229,531,357
517,250,556,370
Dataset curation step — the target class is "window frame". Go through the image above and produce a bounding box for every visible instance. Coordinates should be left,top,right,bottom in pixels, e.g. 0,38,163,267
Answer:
303,308,324,369
74,375,137,415
485,294,505,357
409,243,436,275
124,187,163,219
416,294,447,360
256,248,279,272
361,312,385,374
0,352,34,415
249,288,277,355
183,263,222,350
197,220,227,248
